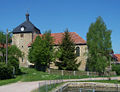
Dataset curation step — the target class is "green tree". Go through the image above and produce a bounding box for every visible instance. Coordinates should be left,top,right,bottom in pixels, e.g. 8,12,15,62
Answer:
0,30,22,75
57,29,80,70
86,16,112,75
28,31,54,71
8,45,22,74
0,31,12,62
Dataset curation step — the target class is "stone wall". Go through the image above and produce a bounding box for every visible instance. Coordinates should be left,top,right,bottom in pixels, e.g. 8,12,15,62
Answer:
50,44,88,71
12,33,33,67
53,82,120,92
76,45,88,71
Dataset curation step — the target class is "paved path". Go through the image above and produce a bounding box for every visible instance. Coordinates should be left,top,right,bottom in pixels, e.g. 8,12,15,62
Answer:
0,77,120,92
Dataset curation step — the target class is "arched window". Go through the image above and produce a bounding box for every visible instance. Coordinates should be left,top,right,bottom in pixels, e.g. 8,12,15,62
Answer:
76,47,80,56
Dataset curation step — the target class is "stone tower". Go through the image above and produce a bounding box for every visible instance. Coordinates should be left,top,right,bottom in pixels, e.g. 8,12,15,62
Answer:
12,13,41,67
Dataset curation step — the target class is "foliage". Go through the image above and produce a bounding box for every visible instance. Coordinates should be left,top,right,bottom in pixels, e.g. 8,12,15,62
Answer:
57,29,80,70
112,64,120,75
0,30,23,76
28,31,54,71
0,62,13,80
86,16,112,75
8,56,21,75
0,31,12,62
7,45,22,74
8,45,23,59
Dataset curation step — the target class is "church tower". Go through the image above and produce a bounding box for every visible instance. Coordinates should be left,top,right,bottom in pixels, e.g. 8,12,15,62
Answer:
12,13,41,67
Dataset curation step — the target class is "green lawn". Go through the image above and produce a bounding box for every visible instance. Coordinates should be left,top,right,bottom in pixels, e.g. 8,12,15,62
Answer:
20,67,92,81
0,76,22,86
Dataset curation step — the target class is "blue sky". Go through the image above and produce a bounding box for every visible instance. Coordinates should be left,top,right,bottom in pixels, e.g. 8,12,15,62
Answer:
0,0,120,53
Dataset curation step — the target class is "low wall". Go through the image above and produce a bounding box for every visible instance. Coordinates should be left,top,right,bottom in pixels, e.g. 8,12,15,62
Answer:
52,82,120,92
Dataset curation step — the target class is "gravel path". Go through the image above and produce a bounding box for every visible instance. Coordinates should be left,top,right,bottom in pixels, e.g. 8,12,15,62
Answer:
0,77,120,92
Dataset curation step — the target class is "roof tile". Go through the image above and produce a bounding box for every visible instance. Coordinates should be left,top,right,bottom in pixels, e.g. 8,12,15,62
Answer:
28,32,86,46
114,54,120,61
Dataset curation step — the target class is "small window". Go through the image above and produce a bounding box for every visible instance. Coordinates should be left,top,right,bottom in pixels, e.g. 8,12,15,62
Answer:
76,47,80,56
20,34,24,37
22,46,23,48
22,58,24,62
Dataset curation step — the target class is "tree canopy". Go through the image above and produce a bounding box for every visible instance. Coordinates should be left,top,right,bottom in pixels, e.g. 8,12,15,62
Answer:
86,16,112,75
28,31,55,71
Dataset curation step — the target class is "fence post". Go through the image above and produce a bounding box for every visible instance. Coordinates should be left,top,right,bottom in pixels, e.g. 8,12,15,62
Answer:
87,71,89,76
73,71,76,76
49,80,51,89
80,88,82,92
13,67,15,76
48,69,50,74
45,81,48,92
61,70,64,76
60,87,62,92
39,82,40,92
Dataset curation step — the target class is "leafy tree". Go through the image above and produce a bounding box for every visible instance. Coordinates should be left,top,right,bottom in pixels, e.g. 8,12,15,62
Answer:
86,16,112,75
0,30,22,75
7,45,23,74
28,31,54,71
0,31,12,62
57,29,80,70
0,31,6,62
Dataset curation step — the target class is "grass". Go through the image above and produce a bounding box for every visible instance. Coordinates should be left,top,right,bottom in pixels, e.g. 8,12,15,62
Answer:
0,67,119,86
20,67,95,82
0,75,22,86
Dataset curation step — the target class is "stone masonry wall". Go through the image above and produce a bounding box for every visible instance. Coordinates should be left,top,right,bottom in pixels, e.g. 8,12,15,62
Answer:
50,44,88,71
12,33,33,67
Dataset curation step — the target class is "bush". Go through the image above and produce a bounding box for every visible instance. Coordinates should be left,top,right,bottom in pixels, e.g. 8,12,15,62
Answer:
8,56,21,75
0,62,13,80
112,64,120,75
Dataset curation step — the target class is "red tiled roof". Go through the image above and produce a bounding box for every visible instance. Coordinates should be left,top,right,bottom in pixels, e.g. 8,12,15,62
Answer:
28,32,86,47
114,54,120,61
0,44,11,48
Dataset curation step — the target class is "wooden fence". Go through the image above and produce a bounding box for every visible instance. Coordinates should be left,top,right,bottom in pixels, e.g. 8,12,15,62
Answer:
46,69,116,76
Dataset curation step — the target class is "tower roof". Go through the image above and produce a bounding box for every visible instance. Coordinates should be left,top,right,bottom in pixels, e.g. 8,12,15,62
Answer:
13,13,40,34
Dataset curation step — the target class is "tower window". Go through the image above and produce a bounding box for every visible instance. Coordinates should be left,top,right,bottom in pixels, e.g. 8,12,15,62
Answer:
20,34,24,37
22,58,24,62
76,47,80,56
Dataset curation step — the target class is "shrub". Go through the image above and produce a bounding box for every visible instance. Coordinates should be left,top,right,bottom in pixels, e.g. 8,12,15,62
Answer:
0,62,13,80
8,56,21,75
112,64,120,75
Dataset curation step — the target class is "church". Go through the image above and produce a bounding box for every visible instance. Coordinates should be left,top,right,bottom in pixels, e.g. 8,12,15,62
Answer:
12,13,88,71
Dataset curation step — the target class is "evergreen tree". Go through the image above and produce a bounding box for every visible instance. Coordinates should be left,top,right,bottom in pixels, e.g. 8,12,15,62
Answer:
28,31,54,71
58,29,80,70
86,17,112,75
